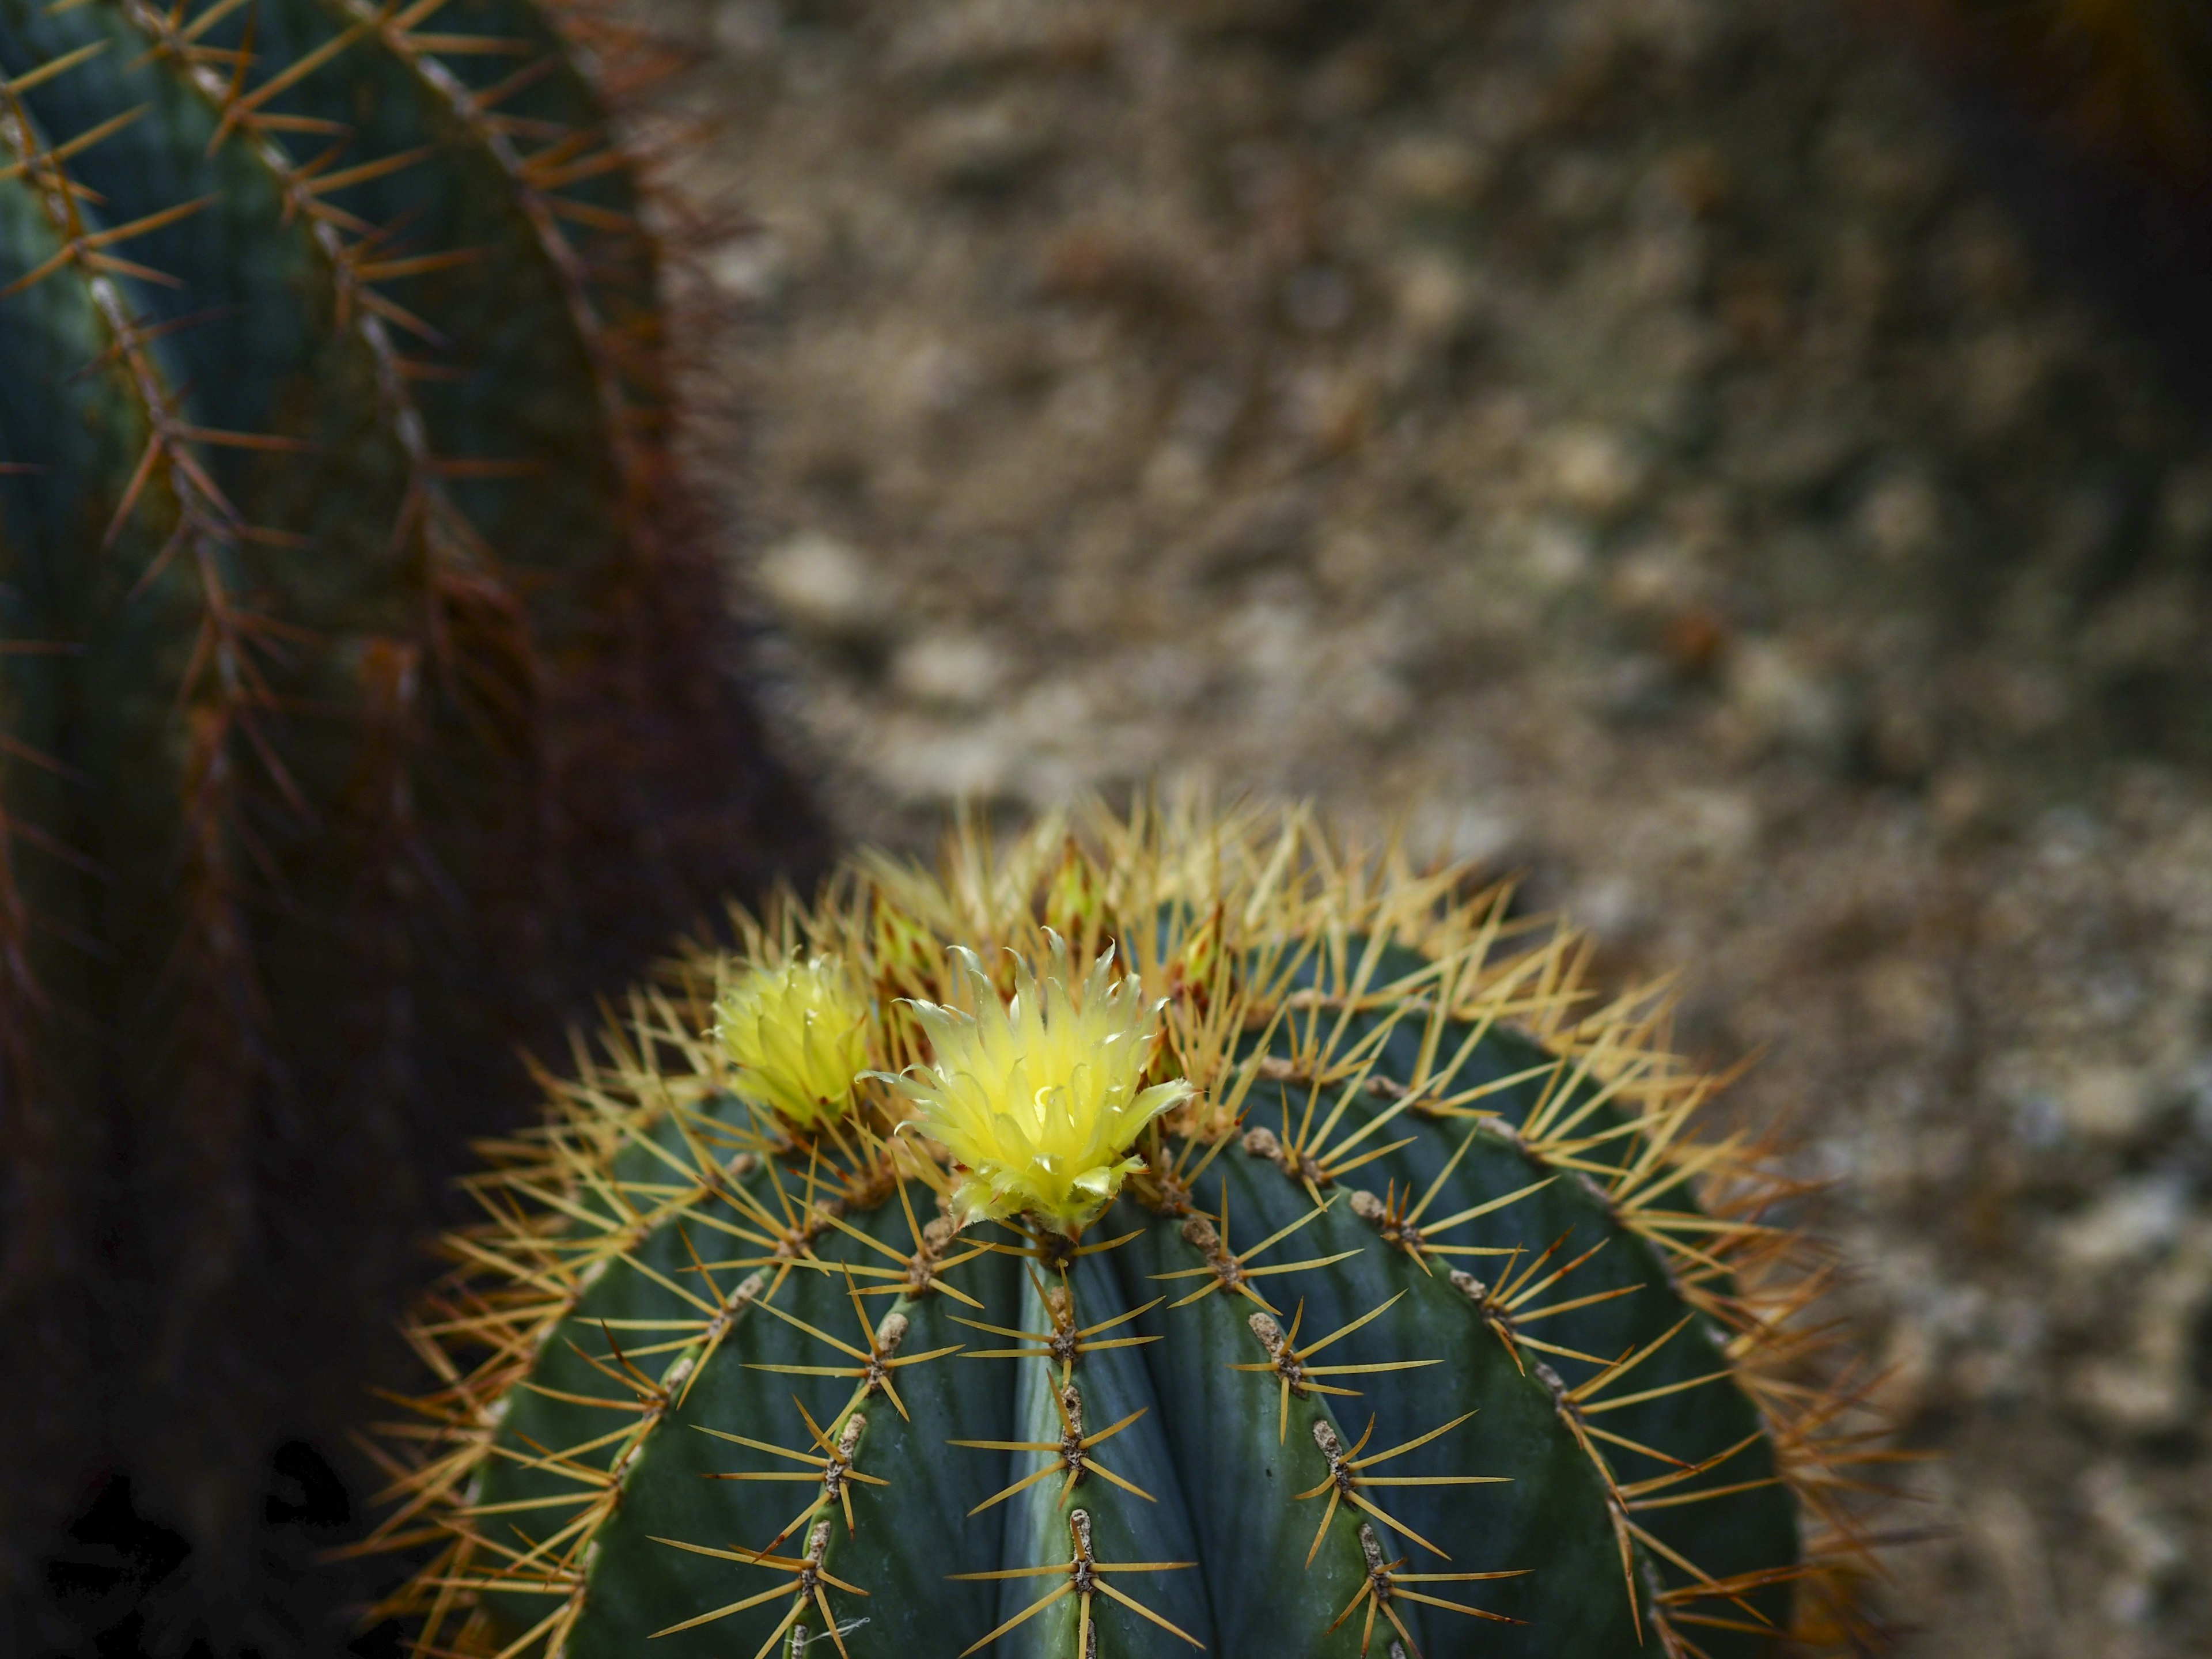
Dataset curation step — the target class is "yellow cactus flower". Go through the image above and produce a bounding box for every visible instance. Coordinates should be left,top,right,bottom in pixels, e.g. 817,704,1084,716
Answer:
714,956,870,1130
888,938,1192,1235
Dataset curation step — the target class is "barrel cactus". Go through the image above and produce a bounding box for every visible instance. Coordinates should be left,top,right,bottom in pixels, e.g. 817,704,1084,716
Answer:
0,0,815,1604
365,805,1880,1657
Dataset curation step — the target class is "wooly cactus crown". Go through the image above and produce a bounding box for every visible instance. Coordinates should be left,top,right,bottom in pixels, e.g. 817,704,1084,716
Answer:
0,0,810,1592
364,805,1881,1658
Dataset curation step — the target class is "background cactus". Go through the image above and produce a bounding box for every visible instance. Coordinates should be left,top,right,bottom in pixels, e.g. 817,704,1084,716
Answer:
0,0,817,1623
366,806,1883,1658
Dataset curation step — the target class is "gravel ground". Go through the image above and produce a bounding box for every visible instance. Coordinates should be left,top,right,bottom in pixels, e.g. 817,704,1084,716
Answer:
640,1,2212,1652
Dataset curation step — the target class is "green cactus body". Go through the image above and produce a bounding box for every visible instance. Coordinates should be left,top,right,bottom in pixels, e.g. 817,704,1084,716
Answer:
376,809,1870,1658
0,0,809,1581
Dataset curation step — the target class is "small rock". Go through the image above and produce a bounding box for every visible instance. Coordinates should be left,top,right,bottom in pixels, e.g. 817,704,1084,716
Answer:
1622,227,1702,305
1601,652,1675,723
1607,539,1706,615
1140,441,1213,512
2080,1463,2183,1588
1313,527,1386,593
1658,143,1732,218
1857,472,1942,565
2067,1355,2186,1438
1871,1313,1940,1421
1957,328,2050,438
711,0,779,55
1224,597,1312,686
707,232,789,306
755,532,883,637
908,99,1055,191
1374,135,1493,208
1122,645,1207,714
1665,787,1759,863
1408,804,1519,870
1281,367,1373,454
1859,956,1953,1048
897,340,981,418
892,632,1009,710
1542,426,1643,518
2062,1065,2155,1146
2052,1175,2187,1272
1520,517,1593,593
1337,666,1414,737
1724,638,1849,757
872,720,1012,805
2158,463,2212,546
1660,609,1726,675
2079,580,2199,673
1285,266,1355,334
2073,1224,2212,1438
1965,1488,2056,1642
1571,874,1643,942
1930,767,1994,835
1391,254,1477,343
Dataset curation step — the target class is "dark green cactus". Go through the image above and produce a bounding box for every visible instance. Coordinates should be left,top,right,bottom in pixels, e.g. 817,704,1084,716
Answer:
0,0,816,1605
368,808,1878,1658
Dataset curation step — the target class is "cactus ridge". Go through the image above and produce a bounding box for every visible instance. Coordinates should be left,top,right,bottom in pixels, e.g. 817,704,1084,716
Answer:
363,805,1886,1659
0,0,810,1584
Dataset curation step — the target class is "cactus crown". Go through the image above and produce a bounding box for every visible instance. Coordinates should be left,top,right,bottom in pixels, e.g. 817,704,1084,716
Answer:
889,938,1194,1234
717,955,873,1132
365,804,1885,1658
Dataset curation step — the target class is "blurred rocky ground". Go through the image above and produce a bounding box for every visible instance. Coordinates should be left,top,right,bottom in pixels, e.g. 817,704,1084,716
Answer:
642,0,2212,1651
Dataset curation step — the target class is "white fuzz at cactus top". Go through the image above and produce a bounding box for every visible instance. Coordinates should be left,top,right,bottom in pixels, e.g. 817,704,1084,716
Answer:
714,956,870,1130
887,937,1191,1235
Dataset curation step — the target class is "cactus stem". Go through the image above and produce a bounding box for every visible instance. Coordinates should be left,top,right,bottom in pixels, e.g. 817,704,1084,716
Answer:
697,1399,880,1555
1388,1123,1566,1251
1153,1184,1351,1312
947,1277,1163,1383
948,1507,1202,1657
1336,1521,1531,1659
815,1202,972,1305
1233,1293,1441,1443
647,1517,865,1645
743,1280,955,1425
1299,1409,1501,1566
325,0,652,529
1330,1520,1528,1657
979,1218,1145,1268
950,1380,1156,1515
1434,1232,1647,1379
365,805,1898,1652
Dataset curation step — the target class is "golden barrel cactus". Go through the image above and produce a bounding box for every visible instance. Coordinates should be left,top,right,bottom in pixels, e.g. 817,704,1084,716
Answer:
361,805,1887,1658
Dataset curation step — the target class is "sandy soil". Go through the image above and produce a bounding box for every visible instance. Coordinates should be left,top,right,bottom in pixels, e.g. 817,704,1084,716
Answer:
641,1,2212,1651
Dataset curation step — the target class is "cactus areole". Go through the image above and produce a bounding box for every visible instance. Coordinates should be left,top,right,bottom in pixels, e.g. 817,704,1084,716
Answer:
372,808,1875,1658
